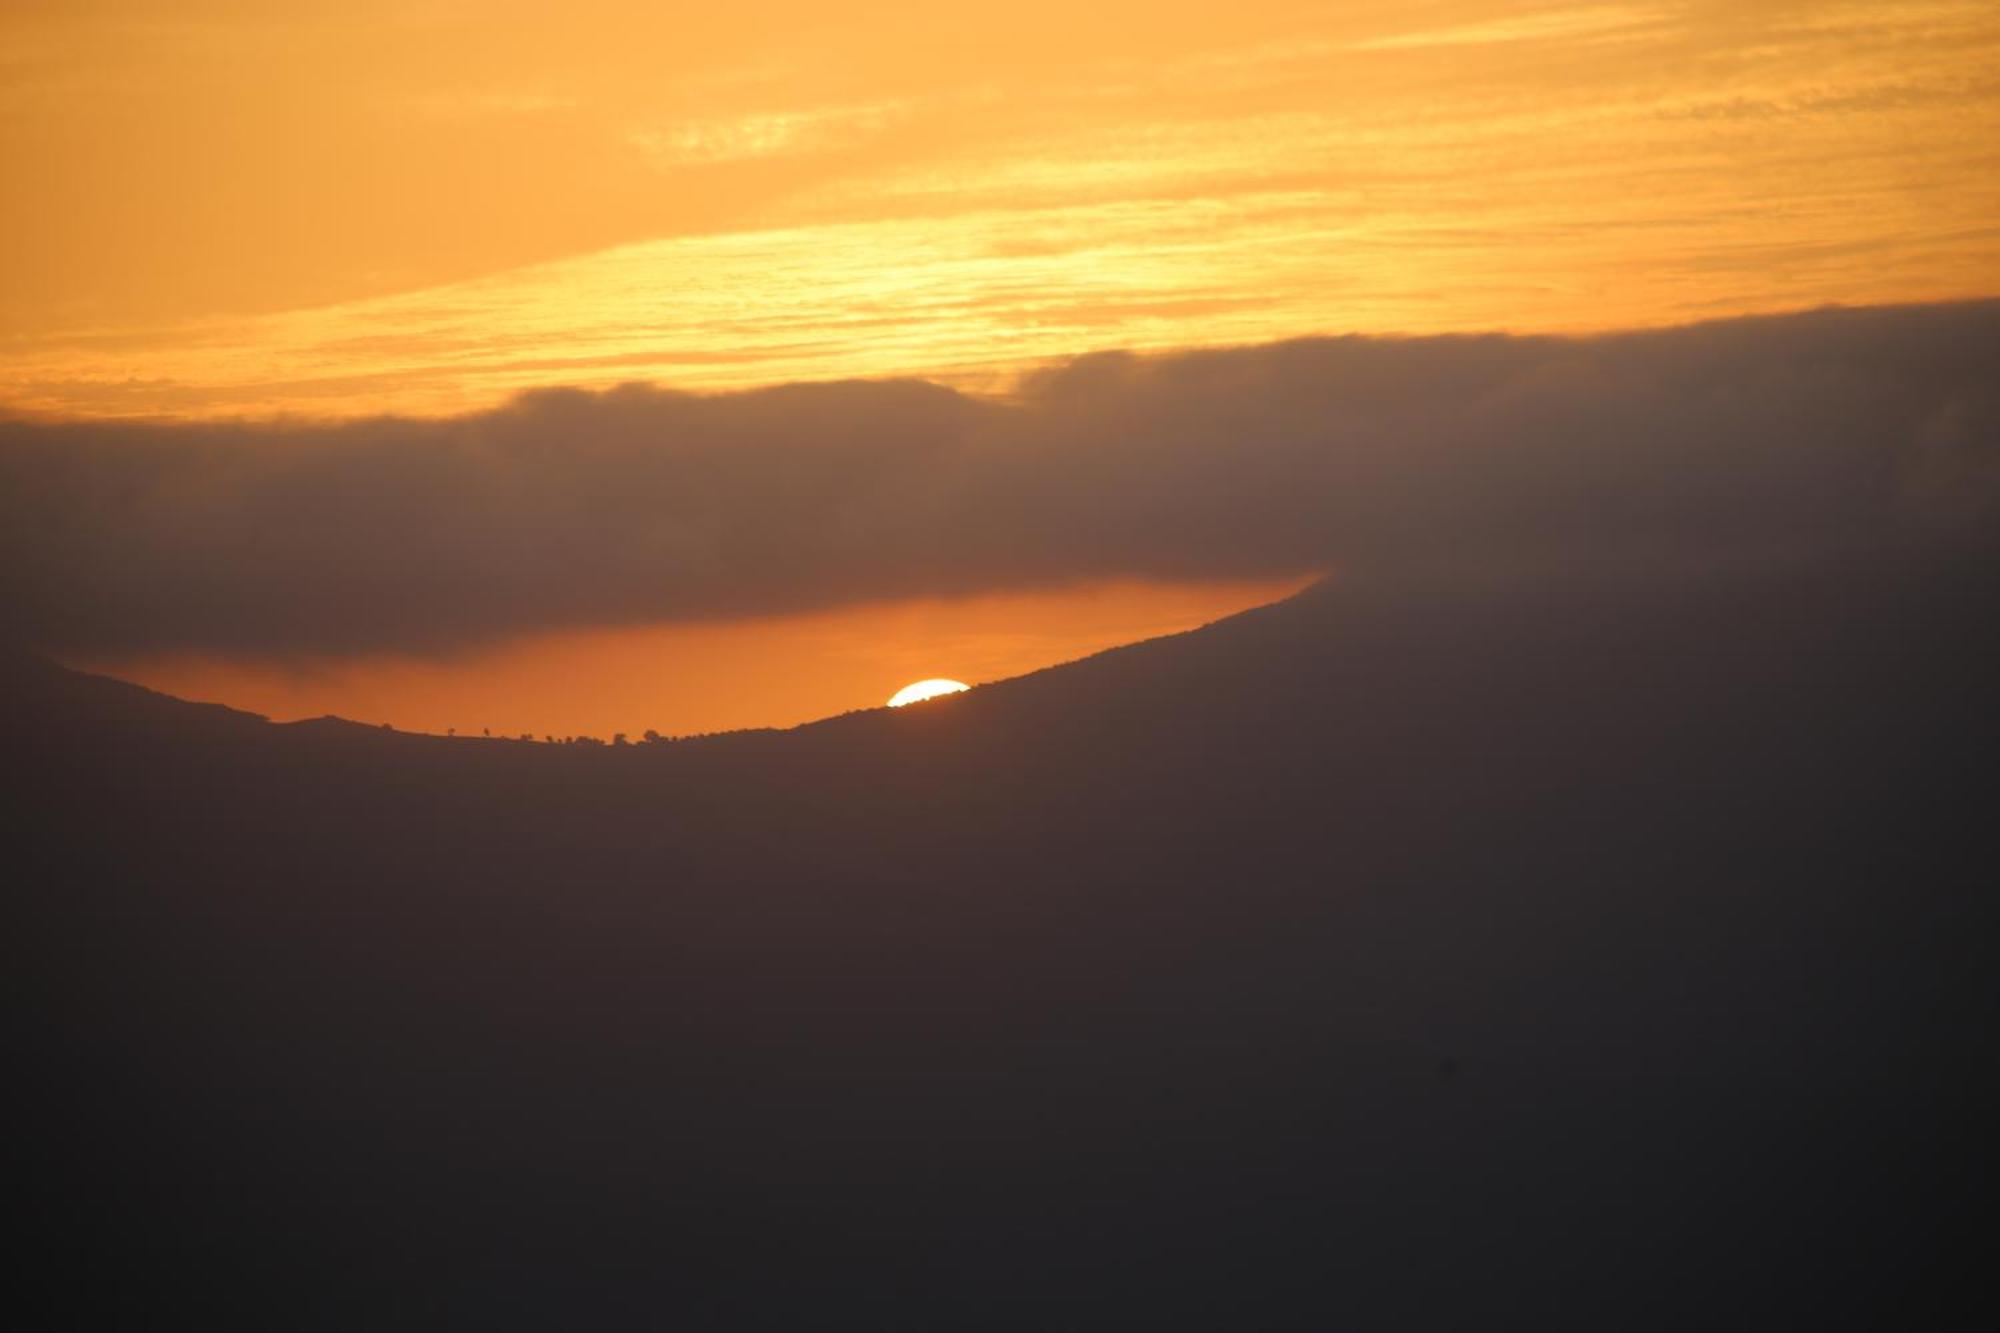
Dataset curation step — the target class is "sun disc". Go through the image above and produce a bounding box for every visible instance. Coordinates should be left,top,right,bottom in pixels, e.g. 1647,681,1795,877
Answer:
887,678,970,707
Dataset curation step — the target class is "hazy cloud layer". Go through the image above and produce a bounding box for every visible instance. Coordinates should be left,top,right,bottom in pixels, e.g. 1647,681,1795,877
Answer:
5,302,1997,658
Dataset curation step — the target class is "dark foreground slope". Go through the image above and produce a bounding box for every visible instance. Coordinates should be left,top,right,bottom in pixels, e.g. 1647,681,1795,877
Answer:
8,563,1995,1328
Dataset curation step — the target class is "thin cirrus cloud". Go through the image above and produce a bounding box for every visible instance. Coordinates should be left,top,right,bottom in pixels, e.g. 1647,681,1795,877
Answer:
3,2,1997,419
3,301,1995,660
1346,4,1662,52
627,103,908,167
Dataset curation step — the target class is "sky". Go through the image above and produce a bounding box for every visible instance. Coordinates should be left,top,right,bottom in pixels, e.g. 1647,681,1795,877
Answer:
74,575,1318,738
4,1,1996,733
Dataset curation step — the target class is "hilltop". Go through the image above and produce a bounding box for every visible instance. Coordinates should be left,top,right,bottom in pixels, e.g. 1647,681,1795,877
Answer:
9,560,1993,1328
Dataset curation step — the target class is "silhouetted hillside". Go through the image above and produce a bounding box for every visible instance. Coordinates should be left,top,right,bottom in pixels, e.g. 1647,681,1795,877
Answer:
9,562,1994,1328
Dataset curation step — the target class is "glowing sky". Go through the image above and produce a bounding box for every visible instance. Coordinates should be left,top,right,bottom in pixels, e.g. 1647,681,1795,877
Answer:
8,2,1996,734
82,575,1316,737
5,0,1996,419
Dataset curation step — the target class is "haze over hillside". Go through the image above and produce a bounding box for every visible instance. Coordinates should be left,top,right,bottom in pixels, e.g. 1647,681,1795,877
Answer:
12,557,1992,1327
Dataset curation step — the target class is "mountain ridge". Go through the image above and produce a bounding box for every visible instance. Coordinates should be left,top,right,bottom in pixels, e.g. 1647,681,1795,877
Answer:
9,559,1992,1328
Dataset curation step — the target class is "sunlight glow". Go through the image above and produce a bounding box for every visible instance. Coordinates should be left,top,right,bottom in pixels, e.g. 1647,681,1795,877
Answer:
887,679,971,708
75,575,1315,738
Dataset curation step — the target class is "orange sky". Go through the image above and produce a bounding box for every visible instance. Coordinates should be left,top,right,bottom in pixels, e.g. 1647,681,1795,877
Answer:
10,2,1997,733
79,575,1318,737
4,1,1996,418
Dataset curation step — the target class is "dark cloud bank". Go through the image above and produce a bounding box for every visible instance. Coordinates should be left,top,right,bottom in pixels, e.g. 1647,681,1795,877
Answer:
4,301,1996,658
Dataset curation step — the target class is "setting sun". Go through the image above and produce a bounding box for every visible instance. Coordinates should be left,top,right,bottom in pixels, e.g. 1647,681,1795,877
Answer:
887,678,971,708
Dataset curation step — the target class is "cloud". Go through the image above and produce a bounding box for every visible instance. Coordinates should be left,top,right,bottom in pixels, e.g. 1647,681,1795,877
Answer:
4,302,1996,658
1347,5,1661,52
626,102,905,166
